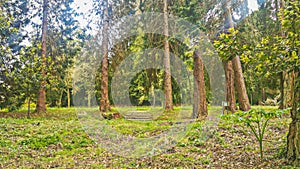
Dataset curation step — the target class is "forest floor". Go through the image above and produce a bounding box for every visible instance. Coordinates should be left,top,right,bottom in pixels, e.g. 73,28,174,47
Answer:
0,106,297,168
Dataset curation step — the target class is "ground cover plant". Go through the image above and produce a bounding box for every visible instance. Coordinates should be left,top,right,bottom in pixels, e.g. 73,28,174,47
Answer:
0,106,295,168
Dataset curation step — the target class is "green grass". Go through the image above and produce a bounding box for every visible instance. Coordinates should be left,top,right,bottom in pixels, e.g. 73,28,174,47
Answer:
0,106,296,168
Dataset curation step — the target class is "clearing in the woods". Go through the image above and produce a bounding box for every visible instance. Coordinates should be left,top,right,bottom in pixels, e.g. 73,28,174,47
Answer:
0,106,293,168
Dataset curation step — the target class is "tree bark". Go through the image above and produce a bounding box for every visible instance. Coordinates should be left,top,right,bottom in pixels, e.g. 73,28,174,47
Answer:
262,87,265,103
223,61,236,113
163,0,173,110
135,0,143,14
192,50,207,119
27,97,31,118
100,0,110,112
283,71,294,108
279,72,286,109
58,90,63,107
67,88,71,108
88,91,91,108
232,56,251,111
35,0,48,114
278,0,287,110
222,0,236,113
287,71,300,166
224,0,250,111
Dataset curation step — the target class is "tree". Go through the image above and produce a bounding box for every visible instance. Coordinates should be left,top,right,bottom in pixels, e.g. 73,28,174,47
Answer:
277,0,295,110
281,1,300,166
222,3,237,112
236,0,294,108
241,0,300,165
223,60,237,112
224,0,251,111
192,49,207,119
99,0,110,112
18,45,40,117
35,0,48,113
73,39,99,108
0,0,30,110
232,55,251,111
0,8,16,109
173,0,219,118
214,3,237,113
287,70,300,166
0,0,81,111
27,0,81,109
163,0,173,110
214,0,251,112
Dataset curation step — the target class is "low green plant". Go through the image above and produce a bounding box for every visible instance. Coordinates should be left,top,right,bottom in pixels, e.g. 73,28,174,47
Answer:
20,134,61,149
221,108,288,160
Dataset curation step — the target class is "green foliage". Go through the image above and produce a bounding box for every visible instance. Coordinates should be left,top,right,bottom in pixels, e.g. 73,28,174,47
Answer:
222,109,288,159
186,122,206,147
222,0,300,107
20,135,61,150
0,0,84,110
0,9,19,109
279,1,300,69
214,28,241,61
0,107,296,168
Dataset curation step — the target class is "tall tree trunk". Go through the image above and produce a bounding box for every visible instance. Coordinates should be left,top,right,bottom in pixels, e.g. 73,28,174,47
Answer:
262,87,265,104
283,71,294,108
224,0,250,111
279,72,285,109
285,1,299,164
35,0,48,114
232,56,251,111
58,90,63,107
287,71,300,166
100,0,110,112
27,97,31,118
88,91,91,108
67,88,71,108
163,0,173,110
135,0,143,14
192,50,207,119
278,0,287,109
224,61,236,112
250,92,253,105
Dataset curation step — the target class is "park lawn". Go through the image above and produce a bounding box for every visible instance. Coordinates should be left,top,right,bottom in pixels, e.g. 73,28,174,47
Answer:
0,106,296,168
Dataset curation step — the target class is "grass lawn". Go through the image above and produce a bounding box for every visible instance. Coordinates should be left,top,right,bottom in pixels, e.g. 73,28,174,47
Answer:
0,106,296,168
